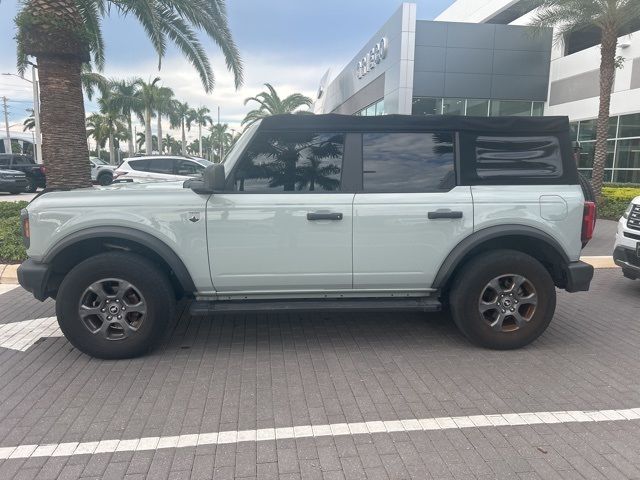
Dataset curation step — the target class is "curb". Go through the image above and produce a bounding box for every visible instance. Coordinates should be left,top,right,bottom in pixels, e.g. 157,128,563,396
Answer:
0,264,19,284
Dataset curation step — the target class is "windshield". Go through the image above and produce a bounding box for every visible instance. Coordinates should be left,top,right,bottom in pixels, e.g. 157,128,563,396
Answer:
222,122,260,175
90,157,109,165
192,158,213,167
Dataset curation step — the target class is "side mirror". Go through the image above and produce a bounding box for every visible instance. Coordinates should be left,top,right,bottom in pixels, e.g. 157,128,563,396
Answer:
184,164,225,194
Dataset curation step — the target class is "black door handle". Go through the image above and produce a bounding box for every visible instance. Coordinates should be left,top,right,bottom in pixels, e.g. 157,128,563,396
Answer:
307,212,343,221
428,210,463,220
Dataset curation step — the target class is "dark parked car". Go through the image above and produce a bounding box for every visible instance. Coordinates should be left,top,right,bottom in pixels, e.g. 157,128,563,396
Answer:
0,169,28,193
0,153,46,193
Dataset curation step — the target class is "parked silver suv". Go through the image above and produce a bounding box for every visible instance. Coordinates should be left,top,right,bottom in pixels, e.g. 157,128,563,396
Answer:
18,114,595,358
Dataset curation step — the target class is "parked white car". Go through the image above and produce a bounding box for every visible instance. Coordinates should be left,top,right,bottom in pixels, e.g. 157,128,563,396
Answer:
113,156,212,182
613,196,640,280
89,157,116,186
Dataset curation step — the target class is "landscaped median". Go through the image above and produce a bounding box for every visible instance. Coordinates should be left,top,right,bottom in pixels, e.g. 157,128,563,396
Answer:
0,201,28,278
598,184,640,220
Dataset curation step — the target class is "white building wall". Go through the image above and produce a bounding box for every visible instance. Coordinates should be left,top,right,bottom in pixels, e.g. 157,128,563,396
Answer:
435,0,520,23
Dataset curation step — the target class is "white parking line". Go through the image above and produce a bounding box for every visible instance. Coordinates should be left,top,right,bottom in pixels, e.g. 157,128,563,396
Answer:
0,407,639,460
0,284,18,295
0,317,62,351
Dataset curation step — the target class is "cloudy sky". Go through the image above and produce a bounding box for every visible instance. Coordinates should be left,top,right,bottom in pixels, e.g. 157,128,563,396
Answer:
0,0,452,141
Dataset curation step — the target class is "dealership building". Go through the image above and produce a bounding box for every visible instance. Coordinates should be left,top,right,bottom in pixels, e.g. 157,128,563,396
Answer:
314,2,640,183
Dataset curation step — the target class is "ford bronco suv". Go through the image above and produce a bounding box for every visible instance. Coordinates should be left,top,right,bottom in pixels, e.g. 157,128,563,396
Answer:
18,114,596,359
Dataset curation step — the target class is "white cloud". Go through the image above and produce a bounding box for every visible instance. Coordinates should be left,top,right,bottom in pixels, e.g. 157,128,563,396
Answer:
101,51,342,141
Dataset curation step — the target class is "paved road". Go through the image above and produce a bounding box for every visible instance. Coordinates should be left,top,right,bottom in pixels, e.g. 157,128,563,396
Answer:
583,219,618,257
0,269,639,479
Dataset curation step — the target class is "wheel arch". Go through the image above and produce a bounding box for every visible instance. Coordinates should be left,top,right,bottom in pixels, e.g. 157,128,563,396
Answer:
433,225,571,292
43,227,196,298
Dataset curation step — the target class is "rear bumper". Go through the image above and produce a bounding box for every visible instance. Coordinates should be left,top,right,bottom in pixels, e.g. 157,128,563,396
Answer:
564,261,594,292
613,245,640,280
17,258,52,301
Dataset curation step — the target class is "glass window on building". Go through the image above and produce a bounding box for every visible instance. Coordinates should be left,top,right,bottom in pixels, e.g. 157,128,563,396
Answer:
489,100,532,117
578,117,618,141
532,102,545,117
612,169,640,184
576,141,615,169
442,98,466,115
614,138,640,169
618,113,640,139
466,100,490,116
569,122,579,141
412,97,442,116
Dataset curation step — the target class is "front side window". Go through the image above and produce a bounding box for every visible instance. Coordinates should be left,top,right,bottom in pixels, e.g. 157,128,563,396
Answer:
362,132,455,192
128,160,149,171
233,132,344,192
474,136,563,179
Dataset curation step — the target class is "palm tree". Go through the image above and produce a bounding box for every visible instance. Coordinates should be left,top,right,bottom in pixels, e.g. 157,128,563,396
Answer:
136,132,158,153
97,93,128,164
164,134,181,155
192,107,213,157
155,86,174,154
242,83,313,127
170,101,194,155
530,0,640,198
23,108,35,132
15,0,243,189
110,78,142,156
86,113,109,159
210,123,233,162
134,78,160,156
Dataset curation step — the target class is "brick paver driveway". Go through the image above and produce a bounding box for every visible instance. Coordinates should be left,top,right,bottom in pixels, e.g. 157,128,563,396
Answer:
0,269,639,479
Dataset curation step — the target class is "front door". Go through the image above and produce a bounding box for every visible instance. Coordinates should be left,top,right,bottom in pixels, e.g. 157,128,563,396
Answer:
206,130,353,293
353,131,474,290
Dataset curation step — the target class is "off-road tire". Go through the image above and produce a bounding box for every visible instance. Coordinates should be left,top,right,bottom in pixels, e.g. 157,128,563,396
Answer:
449,249,556,350
56,252,175,359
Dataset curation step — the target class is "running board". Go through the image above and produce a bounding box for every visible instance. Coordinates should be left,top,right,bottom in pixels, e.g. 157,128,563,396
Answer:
189,297,442,316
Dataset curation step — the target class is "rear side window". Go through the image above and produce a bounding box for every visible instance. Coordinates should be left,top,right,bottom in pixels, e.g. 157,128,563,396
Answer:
362,132,455,192
474,136,562,179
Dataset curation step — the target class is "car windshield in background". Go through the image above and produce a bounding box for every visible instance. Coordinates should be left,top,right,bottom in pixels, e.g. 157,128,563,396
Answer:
91,157,109,165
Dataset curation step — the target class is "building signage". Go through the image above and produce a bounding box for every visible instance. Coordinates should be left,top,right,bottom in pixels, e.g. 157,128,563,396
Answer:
356,37,388,79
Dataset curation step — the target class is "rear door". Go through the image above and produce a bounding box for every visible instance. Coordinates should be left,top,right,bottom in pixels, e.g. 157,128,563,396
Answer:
206,130,355,293
353,131,473,290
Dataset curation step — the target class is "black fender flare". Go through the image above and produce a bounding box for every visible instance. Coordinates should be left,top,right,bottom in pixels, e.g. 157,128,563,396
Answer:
432,225,570,289
44,226,196,293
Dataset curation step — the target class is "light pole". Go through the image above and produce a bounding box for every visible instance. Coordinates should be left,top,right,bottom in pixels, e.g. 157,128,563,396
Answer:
2,64,41,163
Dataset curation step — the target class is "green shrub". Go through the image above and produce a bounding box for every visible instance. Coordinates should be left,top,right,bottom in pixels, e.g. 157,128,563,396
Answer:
0,201,28,264
599,186,640,220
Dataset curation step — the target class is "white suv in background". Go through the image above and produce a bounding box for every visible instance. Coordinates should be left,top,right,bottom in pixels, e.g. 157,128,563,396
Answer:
114,156,213,182
613,196,640,280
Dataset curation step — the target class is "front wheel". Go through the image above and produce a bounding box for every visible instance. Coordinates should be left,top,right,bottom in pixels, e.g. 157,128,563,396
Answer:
97,172,113,186
449,250,556,350
56,252,176,359
23,178,37,193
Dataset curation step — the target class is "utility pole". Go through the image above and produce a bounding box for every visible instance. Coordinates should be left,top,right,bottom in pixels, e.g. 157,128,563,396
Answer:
2,96,12,154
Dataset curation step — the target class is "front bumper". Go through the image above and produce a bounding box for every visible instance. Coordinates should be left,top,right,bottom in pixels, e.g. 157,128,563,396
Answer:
17,258,52,301
0,178,28,191
613,245,640,280
564,261,594,292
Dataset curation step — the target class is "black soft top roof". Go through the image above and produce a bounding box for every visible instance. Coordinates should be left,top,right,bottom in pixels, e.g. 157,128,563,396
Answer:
258,113,570,134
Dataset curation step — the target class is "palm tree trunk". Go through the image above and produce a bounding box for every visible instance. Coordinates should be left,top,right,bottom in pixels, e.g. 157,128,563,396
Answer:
145,108,152,155
37,55,92,189
157,114,164,154
198,124,203,157
181,120,187,155
108,132,115,165
592,25,618,199
127,114,135,155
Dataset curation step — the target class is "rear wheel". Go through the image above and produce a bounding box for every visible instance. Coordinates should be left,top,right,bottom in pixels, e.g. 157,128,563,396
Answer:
97,172,113,186
56,252,175,359
449,250,556,349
